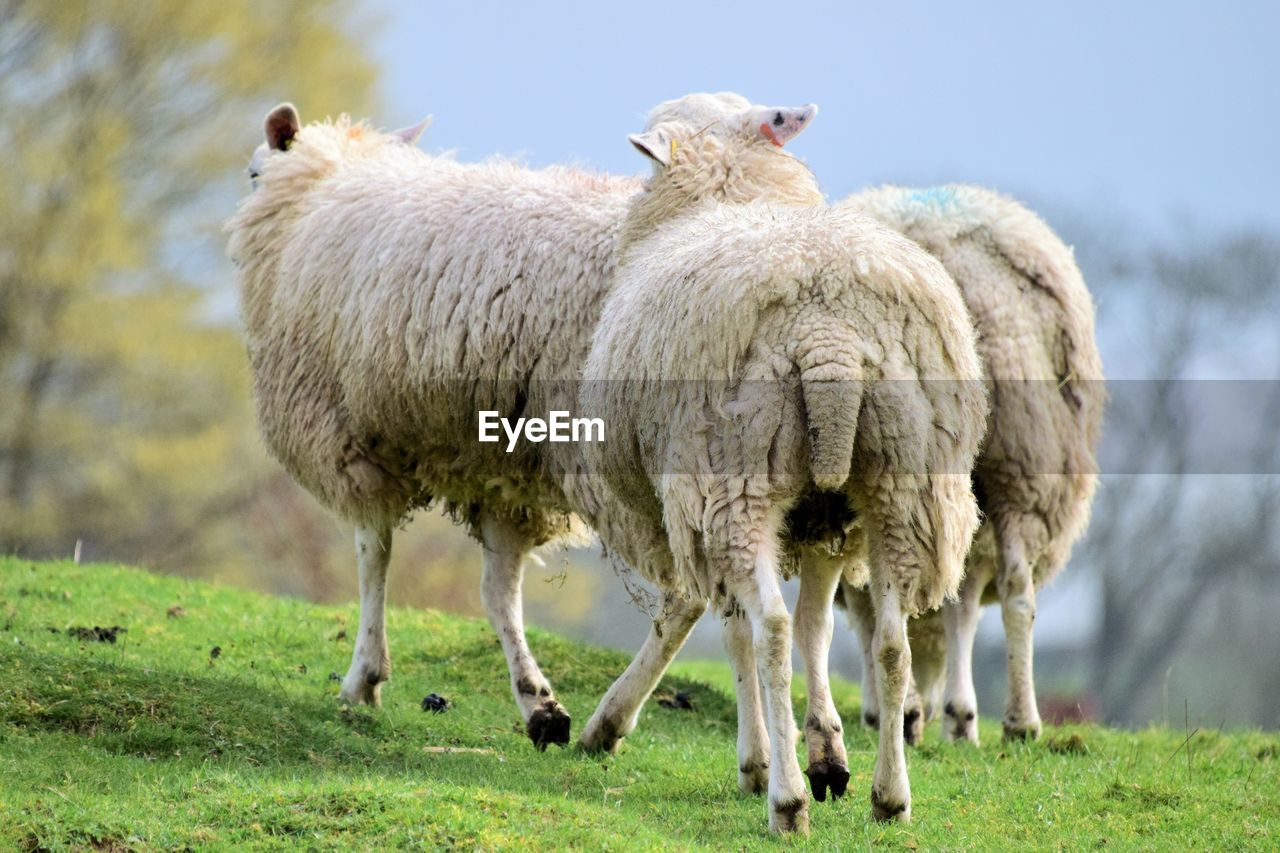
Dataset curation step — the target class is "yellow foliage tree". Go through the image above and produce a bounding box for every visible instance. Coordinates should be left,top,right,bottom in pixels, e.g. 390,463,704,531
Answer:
0,0,378,574
0,0,610,628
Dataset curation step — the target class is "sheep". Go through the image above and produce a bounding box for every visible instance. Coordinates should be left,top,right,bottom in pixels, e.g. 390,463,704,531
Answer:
835,185,1105,743
227,102,643,749
577,115,987,830
225,97,822,756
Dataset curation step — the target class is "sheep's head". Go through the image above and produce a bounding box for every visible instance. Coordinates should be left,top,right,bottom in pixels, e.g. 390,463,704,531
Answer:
247,103,301,186
628,97,817,170
620,96,822,246
245,103,431,189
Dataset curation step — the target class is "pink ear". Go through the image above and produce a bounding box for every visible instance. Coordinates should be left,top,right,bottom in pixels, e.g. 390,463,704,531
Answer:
265,103,300,151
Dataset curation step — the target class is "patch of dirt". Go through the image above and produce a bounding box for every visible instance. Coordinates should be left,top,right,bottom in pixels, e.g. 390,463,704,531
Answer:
1046,732,1089,755
1103,781,1181,808
66,625,126,643
657,691,695,711
166,605,187,618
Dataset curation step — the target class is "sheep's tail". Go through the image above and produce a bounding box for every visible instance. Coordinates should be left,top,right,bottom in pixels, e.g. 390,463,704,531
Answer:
798,361,864,492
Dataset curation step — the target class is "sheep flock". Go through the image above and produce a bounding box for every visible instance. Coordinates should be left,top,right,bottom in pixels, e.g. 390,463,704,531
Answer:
226,91,1103,834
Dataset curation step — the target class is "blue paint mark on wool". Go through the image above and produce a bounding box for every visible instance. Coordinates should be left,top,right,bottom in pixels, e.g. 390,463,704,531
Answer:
907,186,960,210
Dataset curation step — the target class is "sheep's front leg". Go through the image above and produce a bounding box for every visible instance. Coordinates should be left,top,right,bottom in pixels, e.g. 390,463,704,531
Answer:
579,592,706,753
870,580,912,822
998,535,1041,740
722,609,770,795
340,524,393,706
479,514,570,750
796,551,850,802
733,539,809,834
942,571,984,743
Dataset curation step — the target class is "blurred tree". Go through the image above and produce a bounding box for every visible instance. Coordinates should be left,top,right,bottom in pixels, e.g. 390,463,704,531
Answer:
0,0,377,574
1075,230,1280,727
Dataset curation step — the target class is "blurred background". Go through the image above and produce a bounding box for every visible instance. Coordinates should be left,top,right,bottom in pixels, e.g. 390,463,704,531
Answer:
2,0,1277,728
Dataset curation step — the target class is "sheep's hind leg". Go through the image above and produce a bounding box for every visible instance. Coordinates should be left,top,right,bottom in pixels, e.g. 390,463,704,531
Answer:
722,609,770,795
795,551,850,802
480,513,571,750
340,523,394,706
579,592,706,753
942,571,983,743
842,581,882,731
731,531,809,834
869,576,912,822
998,534,1041,741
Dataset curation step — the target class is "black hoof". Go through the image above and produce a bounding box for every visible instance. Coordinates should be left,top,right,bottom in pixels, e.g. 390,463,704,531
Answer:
805,760,851,802
904,707,923,746
770,797,809,834
870,787,908,822
578,716,622,755
738,760,769,795
527,701,571,751
862,710,880,730
944,702,978,742
1002,721,1041,742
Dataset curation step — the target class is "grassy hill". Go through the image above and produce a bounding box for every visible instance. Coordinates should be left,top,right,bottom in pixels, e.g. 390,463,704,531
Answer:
0,558,1275,849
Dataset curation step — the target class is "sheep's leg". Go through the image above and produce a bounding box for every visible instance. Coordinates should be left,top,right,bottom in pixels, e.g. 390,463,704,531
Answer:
731,535,809,834
339,524,394,706
795,552,850,802
479,513,570,750
998,535,1041,740
722,609,770,795
907,611,947,730
942,571,984,743
579,592,707,753
842,581,881,730
869,578,912,822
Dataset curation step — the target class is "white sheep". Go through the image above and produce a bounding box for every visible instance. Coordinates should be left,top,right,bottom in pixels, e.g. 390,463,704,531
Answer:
592,115,1103,763
577,115,987,830
228,103,641,749
836,185,1105,743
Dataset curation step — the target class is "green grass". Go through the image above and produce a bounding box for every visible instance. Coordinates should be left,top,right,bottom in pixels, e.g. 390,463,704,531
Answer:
0,559,1275,850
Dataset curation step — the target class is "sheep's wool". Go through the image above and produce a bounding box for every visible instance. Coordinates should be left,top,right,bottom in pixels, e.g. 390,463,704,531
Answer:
227,116,638,546
583,130,989,614
844,184,1104,590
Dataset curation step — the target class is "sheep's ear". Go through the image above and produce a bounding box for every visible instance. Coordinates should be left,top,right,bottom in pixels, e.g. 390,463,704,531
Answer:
390,115,432,146
628,128,674,167
265,103,300,151
753,104,818,147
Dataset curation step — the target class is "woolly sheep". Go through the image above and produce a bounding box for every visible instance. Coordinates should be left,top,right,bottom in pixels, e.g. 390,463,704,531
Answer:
601,106,1104,759
225,97,820,757
836,185,1105,743
228,103,647,750
578,117,987,830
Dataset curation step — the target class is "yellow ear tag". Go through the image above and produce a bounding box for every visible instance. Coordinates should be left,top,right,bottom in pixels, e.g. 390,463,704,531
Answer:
669,138,678,161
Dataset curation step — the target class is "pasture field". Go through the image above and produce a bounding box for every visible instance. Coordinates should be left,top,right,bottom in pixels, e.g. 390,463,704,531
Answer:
0,558,1275,849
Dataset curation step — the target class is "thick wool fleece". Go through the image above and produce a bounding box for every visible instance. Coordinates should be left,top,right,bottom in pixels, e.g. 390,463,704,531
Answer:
226,117,639,546
225,111,832,591
842,185,1104,589
619,129,823,254
582,137,987,613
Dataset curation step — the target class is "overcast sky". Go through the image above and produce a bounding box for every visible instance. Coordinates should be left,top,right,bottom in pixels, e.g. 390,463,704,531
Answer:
370,1,1279,234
